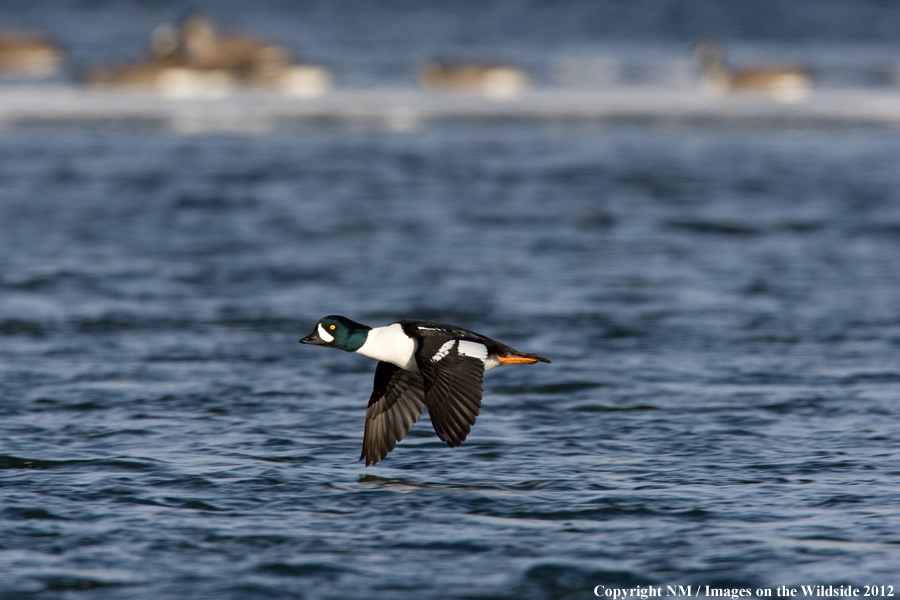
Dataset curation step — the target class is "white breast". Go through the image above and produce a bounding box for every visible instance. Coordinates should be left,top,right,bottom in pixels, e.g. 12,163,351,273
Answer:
356,323,419,372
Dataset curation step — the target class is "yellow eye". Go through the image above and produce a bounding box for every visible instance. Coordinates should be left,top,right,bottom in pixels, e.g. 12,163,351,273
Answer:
329,324,336,330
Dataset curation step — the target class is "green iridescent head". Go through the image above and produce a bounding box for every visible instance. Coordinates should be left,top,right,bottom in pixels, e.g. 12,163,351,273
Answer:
299,315,370,352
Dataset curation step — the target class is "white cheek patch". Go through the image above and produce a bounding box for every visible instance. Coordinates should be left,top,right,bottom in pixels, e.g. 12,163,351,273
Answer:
431,340,455,362
457,341,488,362
318,323,335,343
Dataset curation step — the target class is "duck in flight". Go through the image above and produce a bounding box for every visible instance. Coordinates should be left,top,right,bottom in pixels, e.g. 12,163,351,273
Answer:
300,316,551,465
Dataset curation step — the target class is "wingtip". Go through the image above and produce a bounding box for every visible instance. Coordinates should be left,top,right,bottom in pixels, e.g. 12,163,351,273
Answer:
361,446,385,466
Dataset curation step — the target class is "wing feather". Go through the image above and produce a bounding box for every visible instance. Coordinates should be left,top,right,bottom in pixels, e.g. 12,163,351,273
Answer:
361,361,426,466
415,339,485,448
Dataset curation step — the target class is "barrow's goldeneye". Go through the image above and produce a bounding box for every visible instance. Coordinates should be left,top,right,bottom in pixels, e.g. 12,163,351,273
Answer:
300,316,550,465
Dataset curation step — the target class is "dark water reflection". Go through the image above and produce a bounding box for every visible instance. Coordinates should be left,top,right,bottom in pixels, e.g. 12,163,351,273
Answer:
1,125,900,598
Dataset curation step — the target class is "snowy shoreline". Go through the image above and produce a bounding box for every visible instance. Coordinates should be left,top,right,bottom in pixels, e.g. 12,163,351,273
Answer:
1,85,899,131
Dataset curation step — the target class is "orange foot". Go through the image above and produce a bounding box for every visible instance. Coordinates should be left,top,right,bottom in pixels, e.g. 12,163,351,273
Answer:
497,356,539,365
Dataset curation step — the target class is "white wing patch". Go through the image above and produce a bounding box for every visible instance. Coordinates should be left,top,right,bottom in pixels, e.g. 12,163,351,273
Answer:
431,340,455,362
318,323,334,343
457,340,488,362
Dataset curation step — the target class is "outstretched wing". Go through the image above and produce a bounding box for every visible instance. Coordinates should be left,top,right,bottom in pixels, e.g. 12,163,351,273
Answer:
361,361,426,466
415,338,485,447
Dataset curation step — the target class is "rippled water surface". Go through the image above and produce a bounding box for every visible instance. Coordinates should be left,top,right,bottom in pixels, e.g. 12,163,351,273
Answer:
2,123,900,598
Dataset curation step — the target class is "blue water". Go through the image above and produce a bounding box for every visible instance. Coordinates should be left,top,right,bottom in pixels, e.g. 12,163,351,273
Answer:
2,124,900,599
3,1,900,599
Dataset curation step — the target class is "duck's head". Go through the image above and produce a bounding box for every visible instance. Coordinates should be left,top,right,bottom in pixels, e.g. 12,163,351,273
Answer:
300,315,370,352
